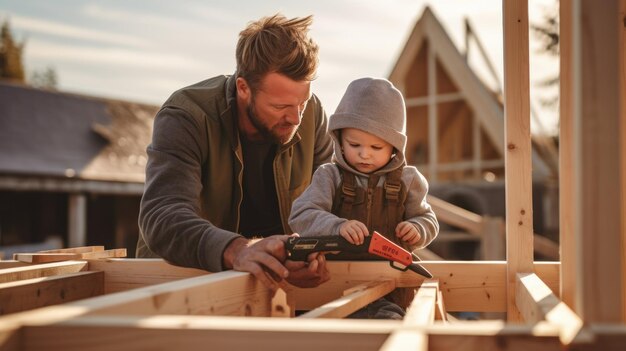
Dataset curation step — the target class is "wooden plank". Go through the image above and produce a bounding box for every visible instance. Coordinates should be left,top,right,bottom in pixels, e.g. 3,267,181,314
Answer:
435,290,448,322
14,249,126,264
428,39,438,182
86,258,207,294
0,261,28,269
380,279,439,351
39,246,104,254
14,253,82,263
0,261,88,284
21,316,397,351
298,280,395,319
515,273,587,344
574,0,625,323
428,321,562,351
621,0,626,323
427,195,484,235
0,271,104,315
80,249,127,260
503,0,534,322
291,261,559,313
0,269,273,350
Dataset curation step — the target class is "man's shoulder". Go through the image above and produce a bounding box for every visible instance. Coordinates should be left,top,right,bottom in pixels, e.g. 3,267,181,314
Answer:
162,75,233,119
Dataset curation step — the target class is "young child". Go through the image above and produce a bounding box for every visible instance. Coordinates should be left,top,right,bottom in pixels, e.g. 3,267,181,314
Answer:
289,77,439,319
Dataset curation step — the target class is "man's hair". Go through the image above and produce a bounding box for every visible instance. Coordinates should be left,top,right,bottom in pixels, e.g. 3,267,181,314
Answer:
236,14,319,92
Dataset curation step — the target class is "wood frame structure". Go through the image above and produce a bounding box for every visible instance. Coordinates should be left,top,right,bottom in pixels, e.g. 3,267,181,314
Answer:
0,1,624,350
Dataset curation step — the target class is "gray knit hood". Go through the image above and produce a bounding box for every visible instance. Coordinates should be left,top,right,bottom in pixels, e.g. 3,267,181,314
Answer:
329,77,407,175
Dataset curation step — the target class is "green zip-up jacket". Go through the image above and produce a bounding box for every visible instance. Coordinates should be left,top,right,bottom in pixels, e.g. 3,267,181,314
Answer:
136,75,334,272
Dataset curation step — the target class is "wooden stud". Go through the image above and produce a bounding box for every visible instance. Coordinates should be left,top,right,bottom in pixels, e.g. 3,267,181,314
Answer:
515,273,588,345
298,280,395,319
573,0,625,323
380,279,439,351
503,0,534,322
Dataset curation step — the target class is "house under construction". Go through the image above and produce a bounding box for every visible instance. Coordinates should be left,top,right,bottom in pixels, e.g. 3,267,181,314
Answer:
0,1,624,350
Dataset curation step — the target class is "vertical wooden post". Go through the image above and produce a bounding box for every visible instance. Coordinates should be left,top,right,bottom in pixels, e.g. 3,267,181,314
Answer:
68,193,87,248
572,0,625,323
620,0,626,323
473,115,482,180
559,0,575,309
428,40,438,183
502,0,534,322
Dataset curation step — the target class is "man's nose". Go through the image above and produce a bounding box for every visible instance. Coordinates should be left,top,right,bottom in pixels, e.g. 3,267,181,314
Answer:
285,106,303,125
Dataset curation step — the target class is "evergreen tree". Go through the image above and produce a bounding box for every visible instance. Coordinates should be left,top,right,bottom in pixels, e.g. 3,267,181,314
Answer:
0,20,26,82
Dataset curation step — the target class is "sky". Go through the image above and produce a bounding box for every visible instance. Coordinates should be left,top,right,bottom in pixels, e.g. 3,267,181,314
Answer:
0,0,559,135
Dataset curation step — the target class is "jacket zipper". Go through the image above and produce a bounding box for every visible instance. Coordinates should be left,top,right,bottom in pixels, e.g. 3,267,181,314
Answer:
234,145,244,234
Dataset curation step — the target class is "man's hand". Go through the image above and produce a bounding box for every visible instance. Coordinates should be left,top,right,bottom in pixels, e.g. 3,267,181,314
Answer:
284,252,330,288
224,236,290,292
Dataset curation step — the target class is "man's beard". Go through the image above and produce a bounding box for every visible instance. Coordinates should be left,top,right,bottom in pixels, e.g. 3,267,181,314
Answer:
246,98,298,145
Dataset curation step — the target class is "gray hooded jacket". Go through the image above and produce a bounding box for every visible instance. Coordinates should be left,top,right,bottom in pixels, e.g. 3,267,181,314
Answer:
289,78,438,251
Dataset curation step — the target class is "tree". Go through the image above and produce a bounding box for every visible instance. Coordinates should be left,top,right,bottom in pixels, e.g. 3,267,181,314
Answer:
30,66,58,90
0,20,25,82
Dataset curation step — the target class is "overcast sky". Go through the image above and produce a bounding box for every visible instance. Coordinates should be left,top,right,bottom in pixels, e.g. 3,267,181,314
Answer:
0,0,558,134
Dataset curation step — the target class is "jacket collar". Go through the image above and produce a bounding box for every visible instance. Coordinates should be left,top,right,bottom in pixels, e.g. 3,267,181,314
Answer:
220,74,240,151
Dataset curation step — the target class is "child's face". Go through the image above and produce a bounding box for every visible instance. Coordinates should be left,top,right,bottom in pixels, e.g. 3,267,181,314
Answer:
340,128,393,174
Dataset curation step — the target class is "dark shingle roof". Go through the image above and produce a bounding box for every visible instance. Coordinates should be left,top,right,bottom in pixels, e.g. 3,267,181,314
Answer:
0,81,159,183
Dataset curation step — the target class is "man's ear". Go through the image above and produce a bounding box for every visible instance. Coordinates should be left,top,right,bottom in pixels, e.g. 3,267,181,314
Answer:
236,77,251,101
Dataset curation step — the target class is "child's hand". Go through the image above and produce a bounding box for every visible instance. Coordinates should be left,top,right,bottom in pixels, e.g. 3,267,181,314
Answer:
395,221,421,245
339,220,369,245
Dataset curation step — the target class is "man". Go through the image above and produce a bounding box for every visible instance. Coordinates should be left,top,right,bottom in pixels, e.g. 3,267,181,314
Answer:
137,14,334,291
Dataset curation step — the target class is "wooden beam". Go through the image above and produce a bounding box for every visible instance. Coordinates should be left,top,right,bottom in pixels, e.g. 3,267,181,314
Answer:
39,246,104,254
573,0,625,323
291,261,559,313
380,279,439,351
14,249,127,264
0,261,88,284
0,272,104,315
559,0,576,314
428,39,438,183
515,273,587,345
428,321,562,350
427,195,484,235
503,0,534,322
405,92,464,107
298,280,395,319
621,0,626,323
21,316,397,351
86,259,207,294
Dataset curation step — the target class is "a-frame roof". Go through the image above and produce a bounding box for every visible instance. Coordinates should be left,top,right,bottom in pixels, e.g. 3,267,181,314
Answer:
388,7,552,178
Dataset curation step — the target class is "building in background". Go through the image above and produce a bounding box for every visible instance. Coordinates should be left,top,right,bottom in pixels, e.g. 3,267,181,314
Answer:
0,81,158,257
389,7,559,258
